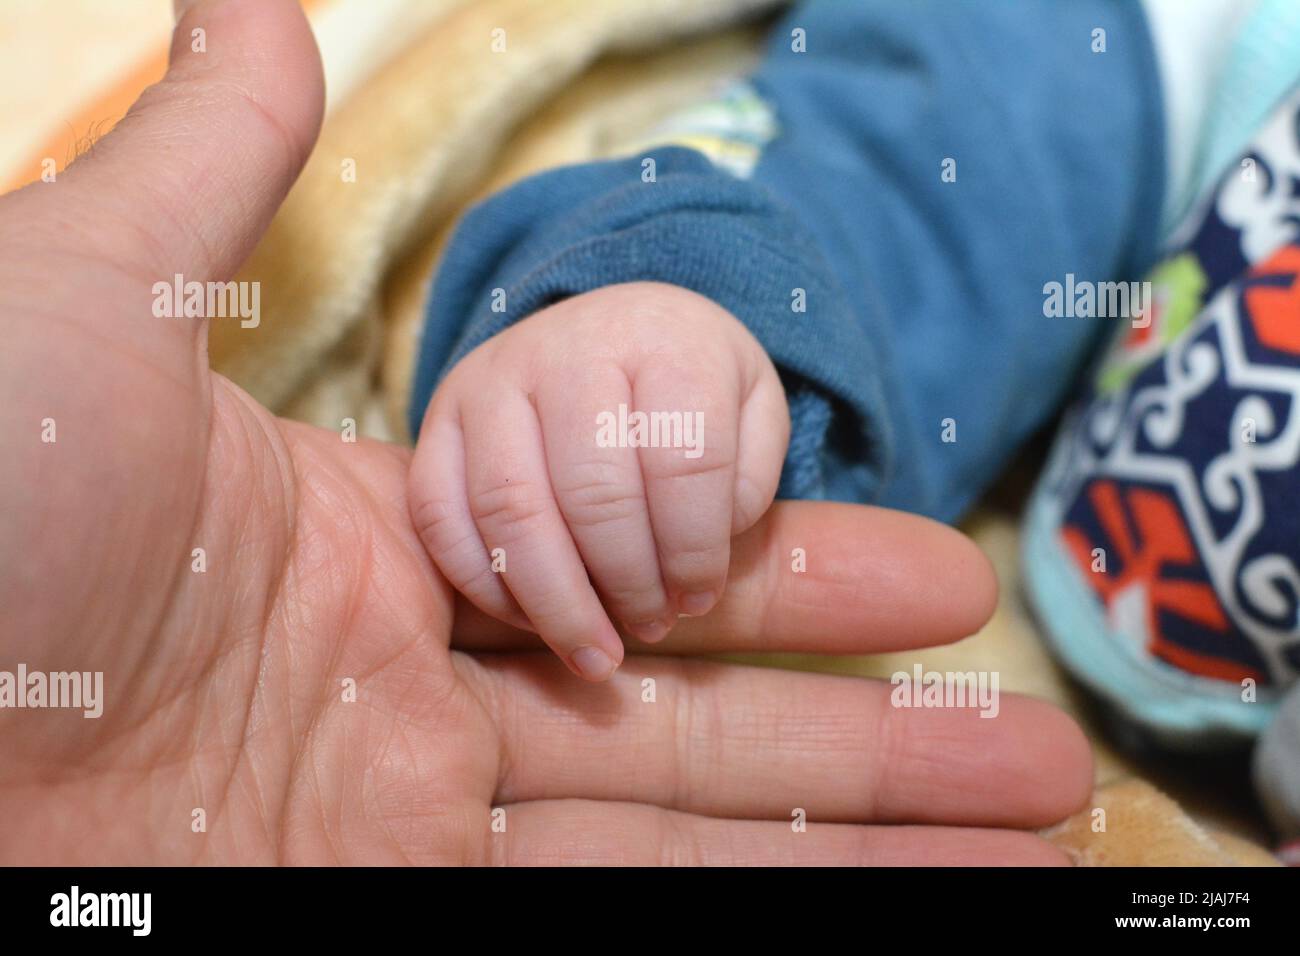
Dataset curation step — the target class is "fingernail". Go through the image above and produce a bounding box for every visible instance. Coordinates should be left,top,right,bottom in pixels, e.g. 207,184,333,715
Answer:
678,591,716,617
628,619,672,644
570,646,617,681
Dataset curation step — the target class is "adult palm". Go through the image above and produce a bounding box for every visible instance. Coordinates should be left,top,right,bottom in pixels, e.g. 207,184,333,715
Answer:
0,0,1089,865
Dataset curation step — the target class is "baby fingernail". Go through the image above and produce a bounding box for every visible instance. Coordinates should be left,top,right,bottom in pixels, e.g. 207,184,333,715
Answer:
628,619,672,644
571,646,617,681
678,591,716,617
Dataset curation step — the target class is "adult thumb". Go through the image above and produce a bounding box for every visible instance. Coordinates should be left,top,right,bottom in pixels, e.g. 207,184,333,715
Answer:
5,0,324,286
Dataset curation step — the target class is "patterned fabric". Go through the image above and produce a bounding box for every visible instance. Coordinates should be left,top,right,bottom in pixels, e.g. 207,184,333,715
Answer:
1028,87,1300,736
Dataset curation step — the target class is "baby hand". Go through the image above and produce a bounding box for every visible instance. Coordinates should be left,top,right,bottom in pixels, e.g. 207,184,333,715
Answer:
409,282,790,680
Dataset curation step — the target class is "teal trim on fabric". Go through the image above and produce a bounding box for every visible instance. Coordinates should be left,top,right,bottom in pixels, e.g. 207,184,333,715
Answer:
1167,0,1300,237
1021,486,1278,748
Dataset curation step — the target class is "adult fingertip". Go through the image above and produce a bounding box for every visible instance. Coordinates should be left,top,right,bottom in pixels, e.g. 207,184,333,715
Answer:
1011,699,1095,826
941,525,1000,640
47,0,326,285
168,0,325,159
878,511,1001,646
856,506,1000,647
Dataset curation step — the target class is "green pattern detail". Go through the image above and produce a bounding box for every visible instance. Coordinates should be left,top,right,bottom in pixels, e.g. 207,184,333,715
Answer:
1097,253,1209,394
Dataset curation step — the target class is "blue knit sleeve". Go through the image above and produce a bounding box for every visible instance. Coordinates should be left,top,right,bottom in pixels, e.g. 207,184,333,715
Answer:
409,0,1166,520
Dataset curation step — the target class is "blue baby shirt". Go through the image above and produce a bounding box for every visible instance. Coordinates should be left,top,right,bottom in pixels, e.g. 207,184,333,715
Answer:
409,0,1165,522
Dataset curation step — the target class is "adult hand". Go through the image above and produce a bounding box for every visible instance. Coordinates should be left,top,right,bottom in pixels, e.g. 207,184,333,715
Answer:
0,0,1089,864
